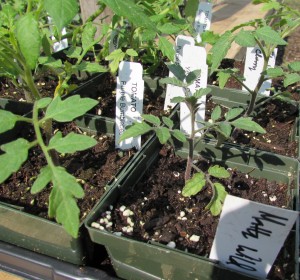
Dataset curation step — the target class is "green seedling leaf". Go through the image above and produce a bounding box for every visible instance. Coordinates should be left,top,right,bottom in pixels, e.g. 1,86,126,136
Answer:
158,23,182,34
172,129,187,143
162,116,173,129
266,67,284,78
194,88,211,99
211,31,234,72
45,96,98,122
119,122,152,142
15,13,41,69
182,172,206,197
206,182,227,216
141,29,156,41
255,26,287,45
64,46,82,58
126,49,138,57
166,64,186,81
185,0,199,17
235,29,256,47
155,127,171,144
186,70,201,85
39,56,63,69
284,73,300,87
171,96,185,103
218,122,232,138
76,62,107,73
211,105,222,121
48,166,84,237
288,61,300,72
217,71,231,89
44,0,79,33
82,22,97,51
37,97,52,109
158,36,175,62
201,31,219,45
0,138,29,183
231,117,266,133
31,166,52,194
142,114,160,125
225,107,244,121
208,165,230,179
0,110,19,133
161,77,185,88
48,132,97,153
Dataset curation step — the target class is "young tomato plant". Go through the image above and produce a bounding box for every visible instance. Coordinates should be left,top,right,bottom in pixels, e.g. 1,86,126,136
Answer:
0,95,98,237
208,0,300,117
119,63,266,215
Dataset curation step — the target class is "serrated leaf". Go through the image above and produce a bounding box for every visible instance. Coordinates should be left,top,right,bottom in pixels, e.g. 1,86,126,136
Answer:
64,46,82,58
288,61,300,72
217,71,231,89
167,64,186,81
206,183,227,216
82,22,96,51
232,117,266,133
225,107,244,121
284,73,300,87
194,88,211,98
126,48,138,57
15,13,41,69
172,129,187,143
119,122,152,142
158,23,181,35
186,70,201,85
37,97,52,109
0,138,29,183
182,172,206,197
255,26,287,45
208,165,230,179
161,77,185,88
142,114,160,125
162,116,173,128
266,67,284,78
158,36,175,62
155,127,171,144
185,0,199,17
76,62,107,73
171,96,185,103
211,31,234,73
45,96,98,122
235,29,256,47
0,110,19,133
211,105,221,121
31,166,52,194
39,56,63,69
44,0,79,33
218,122,232,138
141,29,156,42
48,132,97,153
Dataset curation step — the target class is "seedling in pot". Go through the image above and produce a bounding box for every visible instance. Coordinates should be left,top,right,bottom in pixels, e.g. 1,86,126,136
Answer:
120,63,266,215
0,95,98,237
207,0,300,118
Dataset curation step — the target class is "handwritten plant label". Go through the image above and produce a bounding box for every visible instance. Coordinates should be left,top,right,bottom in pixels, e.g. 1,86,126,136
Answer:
180,45,208,136
109,29,119,54
164,35,195,111
115,61,144,150
243,46,277,96
194,2,212,43
48,17,68,52
209,195,298,279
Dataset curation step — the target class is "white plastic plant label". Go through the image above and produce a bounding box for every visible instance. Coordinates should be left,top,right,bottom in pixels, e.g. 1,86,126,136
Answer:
209,195,298,279
180,45,208,136
194,2,213,43
109,29,119,54
115,61,144,150
243,47,278,96
48,17,68,52
164,35,195,111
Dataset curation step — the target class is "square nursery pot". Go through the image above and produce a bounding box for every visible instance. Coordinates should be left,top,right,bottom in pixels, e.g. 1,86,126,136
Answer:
0,112,152,266
85,137,299,280
207,85,300,159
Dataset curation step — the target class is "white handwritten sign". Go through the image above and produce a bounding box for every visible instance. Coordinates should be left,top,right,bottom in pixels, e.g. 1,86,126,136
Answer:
48,17,68,52
180,45,208,136
194,2,212,43
115,61,144,150
164,35,195,111
209,195,298,279
243,46,277,96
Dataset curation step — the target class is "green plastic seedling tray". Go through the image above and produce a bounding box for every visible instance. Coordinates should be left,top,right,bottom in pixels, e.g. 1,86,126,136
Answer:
85,137,299,280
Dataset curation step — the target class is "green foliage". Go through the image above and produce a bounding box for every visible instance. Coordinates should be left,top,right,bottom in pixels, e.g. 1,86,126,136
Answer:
0,96,98,237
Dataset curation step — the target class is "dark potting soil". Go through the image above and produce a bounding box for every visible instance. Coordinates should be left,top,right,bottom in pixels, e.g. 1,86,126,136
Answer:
0,121,135,221
93,145,295,280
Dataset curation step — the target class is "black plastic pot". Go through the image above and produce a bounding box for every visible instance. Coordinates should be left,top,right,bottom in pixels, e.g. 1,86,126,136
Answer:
85,137,299,280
